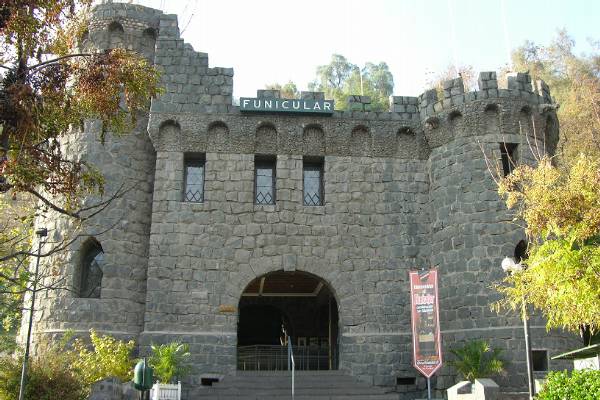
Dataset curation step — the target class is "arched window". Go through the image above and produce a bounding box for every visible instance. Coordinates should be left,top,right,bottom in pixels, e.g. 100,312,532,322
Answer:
78,239,104,298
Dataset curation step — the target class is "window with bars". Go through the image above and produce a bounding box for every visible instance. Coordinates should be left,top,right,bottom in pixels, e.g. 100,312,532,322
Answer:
303,158,324,206
184,155,205,202
255,156,276,205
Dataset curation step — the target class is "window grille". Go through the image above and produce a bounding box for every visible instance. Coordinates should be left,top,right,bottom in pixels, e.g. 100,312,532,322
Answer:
303,161,324,206
255,158,276,205
184,156,205,202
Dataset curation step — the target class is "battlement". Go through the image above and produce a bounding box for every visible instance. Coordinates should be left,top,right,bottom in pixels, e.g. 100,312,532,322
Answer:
414,71,553,121
88,1,558,156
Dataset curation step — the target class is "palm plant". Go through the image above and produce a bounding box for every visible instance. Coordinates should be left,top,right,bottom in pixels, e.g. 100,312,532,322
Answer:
148,342,191,384
448,340,505,382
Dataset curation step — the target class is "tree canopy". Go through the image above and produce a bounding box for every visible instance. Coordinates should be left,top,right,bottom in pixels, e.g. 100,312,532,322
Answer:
493,31,600,339
266,54,394,111
309,55,394,111
0,0,161,351
507,30,600,158
495,154,600,336
265,81,299,99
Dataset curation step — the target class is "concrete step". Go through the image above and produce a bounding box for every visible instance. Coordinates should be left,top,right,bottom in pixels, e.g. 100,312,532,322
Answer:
186,370,399,400
190,396,399,400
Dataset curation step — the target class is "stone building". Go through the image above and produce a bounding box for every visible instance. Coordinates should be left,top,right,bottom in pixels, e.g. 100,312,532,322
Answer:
22,2,579,398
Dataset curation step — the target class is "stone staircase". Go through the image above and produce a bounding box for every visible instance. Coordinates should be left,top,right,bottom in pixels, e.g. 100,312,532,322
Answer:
187,370,400,400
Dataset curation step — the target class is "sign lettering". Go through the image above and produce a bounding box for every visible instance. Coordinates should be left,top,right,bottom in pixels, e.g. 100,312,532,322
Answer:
240,97,334,114
409,269,443,378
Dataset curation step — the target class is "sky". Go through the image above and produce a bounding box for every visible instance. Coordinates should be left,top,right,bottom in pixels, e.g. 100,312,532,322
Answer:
127,0,600,99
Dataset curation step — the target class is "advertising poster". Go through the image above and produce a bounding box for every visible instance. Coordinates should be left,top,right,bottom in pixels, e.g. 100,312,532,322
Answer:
409,269,443,378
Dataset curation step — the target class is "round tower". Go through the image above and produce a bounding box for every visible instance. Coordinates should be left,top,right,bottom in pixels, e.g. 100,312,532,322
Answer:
422,72,575,393
20,2,166,348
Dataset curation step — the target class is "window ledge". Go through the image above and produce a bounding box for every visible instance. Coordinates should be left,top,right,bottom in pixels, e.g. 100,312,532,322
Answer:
300,205,326,214
254,204,276,212
181,201,207,210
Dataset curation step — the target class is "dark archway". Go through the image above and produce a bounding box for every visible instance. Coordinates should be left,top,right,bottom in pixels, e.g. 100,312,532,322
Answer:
237,270,339,371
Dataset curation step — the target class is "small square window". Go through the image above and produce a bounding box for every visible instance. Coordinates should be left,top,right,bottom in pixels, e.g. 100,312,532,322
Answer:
303,158,324,206
255,156,276,205
500,143,518,176
532,349,548,372
184,154,205,203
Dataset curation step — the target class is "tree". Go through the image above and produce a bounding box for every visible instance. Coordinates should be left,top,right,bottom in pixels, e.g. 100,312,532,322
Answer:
309,54,394,111
493,31,600,341
505,30,600,158
494,154,600,338
264,81,299,99
0,1,161,349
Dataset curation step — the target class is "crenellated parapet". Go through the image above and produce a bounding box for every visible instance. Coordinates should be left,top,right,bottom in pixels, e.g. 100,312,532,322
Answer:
416,71,554,119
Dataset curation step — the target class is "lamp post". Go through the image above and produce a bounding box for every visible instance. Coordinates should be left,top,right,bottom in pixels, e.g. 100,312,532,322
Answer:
18,227,47,400
501,257,535,400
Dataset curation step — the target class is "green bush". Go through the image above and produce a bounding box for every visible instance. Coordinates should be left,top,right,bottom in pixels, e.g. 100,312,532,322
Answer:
148,342,191,383
0,353,86,400
448,340,505,382
0,330,136,400
71,329,136,386
537,369,600,400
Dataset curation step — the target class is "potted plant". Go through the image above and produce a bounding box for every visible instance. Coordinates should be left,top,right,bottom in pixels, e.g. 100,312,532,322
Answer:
148,342,191,400
449,339,505,381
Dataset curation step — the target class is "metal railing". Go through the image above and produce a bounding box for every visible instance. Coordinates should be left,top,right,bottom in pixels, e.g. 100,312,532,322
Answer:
237,344,332,371
288,339,295,399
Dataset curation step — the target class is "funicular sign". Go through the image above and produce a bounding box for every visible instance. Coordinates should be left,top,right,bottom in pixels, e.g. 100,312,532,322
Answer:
409,269,443,378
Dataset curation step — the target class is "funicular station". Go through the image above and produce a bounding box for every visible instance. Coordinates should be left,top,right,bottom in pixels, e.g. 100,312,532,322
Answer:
22,2,581,399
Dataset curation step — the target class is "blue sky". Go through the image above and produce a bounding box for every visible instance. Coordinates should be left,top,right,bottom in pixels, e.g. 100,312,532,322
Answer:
133,0,600,98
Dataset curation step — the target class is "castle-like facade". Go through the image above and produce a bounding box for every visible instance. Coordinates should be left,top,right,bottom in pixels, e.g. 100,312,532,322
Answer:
22,2,579,398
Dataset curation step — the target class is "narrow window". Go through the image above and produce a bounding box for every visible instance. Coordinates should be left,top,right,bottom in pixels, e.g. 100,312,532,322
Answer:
184,154,205,202
532,350,548,372
255,155,276,205
500,143,518,176
303,157,324,206
79,239,104,298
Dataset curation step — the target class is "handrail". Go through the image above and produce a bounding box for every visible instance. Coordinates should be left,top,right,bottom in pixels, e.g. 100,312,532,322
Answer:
288,338,295,399
237,344,330,371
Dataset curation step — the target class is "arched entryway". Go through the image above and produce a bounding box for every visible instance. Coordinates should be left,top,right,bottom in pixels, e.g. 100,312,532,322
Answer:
237,270,339,371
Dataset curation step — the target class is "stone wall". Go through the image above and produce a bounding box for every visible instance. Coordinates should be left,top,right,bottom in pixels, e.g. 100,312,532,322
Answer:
22,2,576,399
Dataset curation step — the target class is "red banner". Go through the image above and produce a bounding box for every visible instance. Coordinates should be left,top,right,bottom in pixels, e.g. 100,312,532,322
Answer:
409,269,443,378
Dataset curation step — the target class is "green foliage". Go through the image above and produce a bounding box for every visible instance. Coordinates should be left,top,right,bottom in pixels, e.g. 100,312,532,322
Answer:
308,54,394,111
495,154,600,333
0,193,33,354
0,352,87,400
265,81,299,99
0,329,137,399
507,30,600,159
448,340,505,382
148,342,191,384
0,0,162,346
71,329,136,386
537,370,600,400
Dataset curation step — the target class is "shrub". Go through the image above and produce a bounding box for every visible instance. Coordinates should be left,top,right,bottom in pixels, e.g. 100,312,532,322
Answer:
0,353,86,400
448,340,505,382
71,329,136,386
0,330,136,400
537,369,600,400
148,342,191,383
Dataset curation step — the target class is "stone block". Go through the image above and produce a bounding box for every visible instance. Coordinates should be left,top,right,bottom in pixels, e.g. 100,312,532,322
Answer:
301,91,325,100
256,89,280,99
